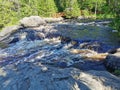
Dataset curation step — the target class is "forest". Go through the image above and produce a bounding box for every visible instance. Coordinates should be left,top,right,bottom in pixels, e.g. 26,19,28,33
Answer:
0,0,120,33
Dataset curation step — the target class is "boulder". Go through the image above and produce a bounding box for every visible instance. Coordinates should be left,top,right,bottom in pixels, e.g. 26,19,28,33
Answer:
108,48,120,54
105,49,120,70
20,16,46,27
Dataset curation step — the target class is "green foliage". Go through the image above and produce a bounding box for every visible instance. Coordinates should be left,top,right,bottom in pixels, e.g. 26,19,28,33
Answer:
114,70,120,76
107,0,120,35
54,0,64,12
0,0,57,30
19,0,57,17
0,0,120,32
81,9,90,16
111,18,120,35
63,0,80,18
37,0,57,17
55,0,80,19
0,1,19,30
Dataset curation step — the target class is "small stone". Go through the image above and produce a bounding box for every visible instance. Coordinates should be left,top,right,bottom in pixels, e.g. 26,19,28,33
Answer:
0,68,6,76
71,40,79,46
20,33,27,40
41,66,48,72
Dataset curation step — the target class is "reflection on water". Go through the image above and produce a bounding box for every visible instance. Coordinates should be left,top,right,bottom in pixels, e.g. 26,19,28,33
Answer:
56,24,120,48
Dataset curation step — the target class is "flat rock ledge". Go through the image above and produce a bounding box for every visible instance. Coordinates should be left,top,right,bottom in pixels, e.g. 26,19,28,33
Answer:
0,63,120,90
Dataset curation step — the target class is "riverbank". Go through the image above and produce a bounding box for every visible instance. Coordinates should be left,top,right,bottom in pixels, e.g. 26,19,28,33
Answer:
0,16,120,90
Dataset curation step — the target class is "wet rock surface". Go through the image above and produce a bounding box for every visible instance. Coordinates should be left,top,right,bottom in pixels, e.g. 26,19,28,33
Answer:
0,16,120,90
105,48,120,71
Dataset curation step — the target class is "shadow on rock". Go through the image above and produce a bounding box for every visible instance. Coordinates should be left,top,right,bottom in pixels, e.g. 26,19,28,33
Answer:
0,62,92,90
105,49,120,72
0,62,120,90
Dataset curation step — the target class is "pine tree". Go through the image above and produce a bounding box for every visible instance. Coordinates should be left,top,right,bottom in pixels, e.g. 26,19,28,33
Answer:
19,0,57,17
37,0,57,17
61,0,80,18
54,0,64,12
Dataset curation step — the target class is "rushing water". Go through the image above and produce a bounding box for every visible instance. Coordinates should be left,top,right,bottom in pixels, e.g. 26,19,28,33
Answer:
0,21,119,71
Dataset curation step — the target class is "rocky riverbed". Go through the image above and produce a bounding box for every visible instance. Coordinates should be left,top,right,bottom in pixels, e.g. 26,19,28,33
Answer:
0,16,120,90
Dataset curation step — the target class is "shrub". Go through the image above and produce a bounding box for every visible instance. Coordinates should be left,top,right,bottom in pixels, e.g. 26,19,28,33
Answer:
0,1,19,30
37,0,57,17
63,0,80,19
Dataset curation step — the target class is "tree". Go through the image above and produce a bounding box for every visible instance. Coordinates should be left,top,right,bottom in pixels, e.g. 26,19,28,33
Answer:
62,0,80,18
77,0,106,17
54,0,64,12
0,0,19,29
108,0,120,34
37,0,57,17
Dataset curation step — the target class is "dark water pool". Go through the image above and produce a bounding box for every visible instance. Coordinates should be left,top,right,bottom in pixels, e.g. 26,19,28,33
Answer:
55,24,120,52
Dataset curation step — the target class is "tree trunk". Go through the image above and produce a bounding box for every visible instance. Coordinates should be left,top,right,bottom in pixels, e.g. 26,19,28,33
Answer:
95,1,97,19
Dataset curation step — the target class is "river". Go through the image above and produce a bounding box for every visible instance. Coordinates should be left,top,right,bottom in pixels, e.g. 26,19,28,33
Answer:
0,20,119,70
0,19,120,90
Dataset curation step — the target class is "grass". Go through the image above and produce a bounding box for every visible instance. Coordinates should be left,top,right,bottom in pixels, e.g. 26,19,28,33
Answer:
97,14,114,19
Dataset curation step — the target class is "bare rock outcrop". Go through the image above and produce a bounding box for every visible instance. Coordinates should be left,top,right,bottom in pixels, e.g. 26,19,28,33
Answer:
0,25,22,41
20,16,46,27
0,17,120,90
0,62,120,90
